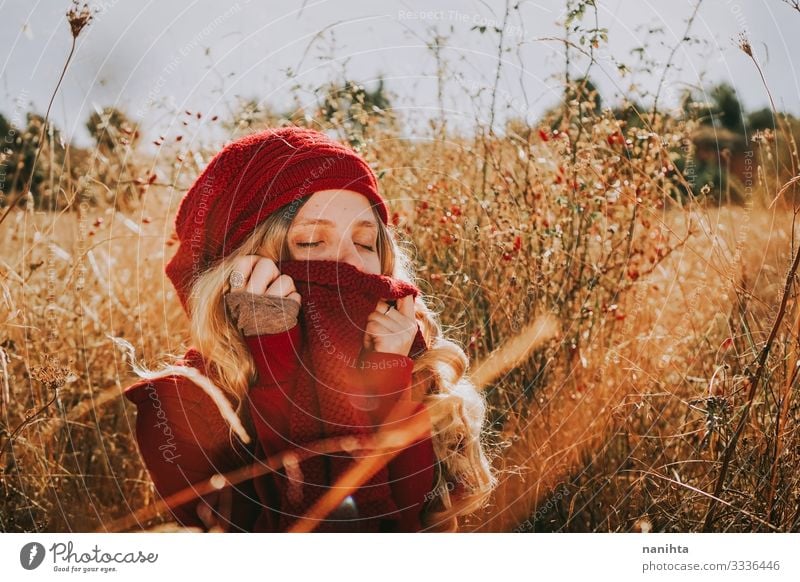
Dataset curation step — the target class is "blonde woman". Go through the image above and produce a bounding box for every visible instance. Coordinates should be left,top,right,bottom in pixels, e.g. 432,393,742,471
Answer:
123,126,496,532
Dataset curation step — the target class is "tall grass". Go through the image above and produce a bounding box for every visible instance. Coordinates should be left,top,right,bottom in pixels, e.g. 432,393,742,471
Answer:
2,1,800,532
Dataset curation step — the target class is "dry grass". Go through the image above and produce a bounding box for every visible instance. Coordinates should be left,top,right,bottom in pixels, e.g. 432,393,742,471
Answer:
468,204,800,532
2,4,800,529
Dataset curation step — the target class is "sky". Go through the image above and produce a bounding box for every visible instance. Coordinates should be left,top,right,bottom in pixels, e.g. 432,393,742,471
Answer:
1,0,799,148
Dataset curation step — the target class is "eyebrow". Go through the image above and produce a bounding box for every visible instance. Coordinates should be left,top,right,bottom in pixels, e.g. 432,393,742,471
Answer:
292,218,377,229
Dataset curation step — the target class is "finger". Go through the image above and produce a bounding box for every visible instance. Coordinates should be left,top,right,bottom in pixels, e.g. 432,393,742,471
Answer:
368,303,407,327
288,291,302,305
374,299,401,319
265,274,297,298
365,319,393,338
228,255,261,287
245,258,280,294
396,295,416,319
380,301,409,325
366,310,394,326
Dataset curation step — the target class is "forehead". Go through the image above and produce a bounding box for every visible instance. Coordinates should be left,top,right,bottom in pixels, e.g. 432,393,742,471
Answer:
291,189,377,228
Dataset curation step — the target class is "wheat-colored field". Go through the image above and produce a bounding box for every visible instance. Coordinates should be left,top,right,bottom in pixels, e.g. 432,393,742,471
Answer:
2,119,799,532
470,203,800,532
4,0,800,536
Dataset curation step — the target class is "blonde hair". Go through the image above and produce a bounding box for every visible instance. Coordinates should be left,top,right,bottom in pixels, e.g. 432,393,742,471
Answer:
145,196,497,531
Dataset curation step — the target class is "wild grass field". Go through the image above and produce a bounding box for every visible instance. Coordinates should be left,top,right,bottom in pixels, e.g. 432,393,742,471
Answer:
2,0,800,533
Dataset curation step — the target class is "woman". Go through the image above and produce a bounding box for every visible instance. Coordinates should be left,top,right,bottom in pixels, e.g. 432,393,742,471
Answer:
123,126,496,532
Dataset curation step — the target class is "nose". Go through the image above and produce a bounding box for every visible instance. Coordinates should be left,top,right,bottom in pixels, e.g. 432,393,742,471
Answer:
336,239,365,271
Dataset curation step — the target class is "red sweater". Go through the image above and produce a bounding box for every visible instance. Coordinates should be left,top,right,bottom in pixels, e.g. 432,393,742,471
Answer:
123,324,436,532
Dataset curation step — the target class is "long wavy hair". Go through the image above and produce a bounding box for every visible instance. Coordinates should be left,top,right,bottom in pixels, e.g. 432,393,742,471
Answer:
147,196,497,531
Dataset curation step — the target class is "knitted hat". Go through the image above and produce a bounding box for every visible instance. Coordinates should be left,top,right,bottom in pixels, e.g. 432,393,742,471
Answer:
165,127,390,314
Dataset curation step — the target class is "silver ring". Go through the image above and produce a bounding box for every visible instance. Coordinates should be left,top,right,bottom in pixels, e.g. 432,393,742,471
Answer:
229,270,245,289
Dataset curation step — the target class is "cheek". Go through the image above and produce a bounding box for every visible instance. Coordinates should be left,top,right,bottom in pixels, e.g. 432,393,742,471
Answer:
289,246,313,261
293,250,320,262
366,254,382,275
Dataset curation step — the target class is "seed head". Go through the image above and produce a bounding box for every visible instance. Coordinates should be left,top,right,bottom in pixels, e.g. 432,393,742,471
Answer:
31,354,75,391
737,32,753,57
67,1,93,40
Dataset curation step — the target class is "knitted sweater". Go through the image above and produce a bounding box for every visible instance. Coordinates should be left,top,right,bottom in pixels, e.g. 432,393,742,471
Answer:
123,260,436,532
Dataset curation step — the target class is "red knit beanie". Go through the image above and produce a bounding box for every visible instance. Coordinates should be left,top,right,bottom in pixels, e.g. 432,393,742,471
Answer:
165,126,389,314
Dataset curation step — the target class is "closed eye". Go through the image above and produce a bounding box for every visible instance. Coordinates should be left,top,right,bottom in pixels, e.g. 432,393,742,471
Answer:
296,241,374,251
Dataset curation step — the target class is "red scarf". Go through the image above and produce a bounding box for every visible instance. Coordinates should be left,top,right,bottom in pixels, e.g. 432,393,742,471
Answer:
271,259,428,532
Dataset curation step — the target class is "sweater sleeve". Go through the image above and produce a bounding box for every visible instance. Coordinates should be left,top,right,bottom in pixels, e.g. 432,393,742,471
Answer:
245,336,435,531
224,291,301,337
244,323,304,458
387,404,436,531
357,350,437,530
357,350,419,424
123,375,260,532
242,325,307,531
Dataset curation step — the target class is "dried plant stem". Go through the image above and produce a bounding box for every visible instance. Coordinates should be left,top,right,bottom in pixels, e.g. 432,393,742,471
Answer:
100,431,382,532
292,313,562,532
0,37,77,228
650,0,703,126
100,411,427,533
470,315,560,390
480,0,511,198
287,403,431,533
632,470,781,532
766,302,800,520
702,187,800,530
102,313,561,532
0,388,58,460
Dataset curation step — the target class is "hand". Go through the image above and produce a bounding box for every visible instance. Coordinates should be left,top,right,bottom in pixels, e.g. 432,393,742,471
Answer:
228,256,301,306
363,295,418,356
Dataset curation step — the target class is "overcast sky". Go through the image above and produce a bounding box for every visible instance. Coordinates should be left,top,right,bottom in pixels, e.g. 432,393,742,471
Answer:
2,0,799,147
